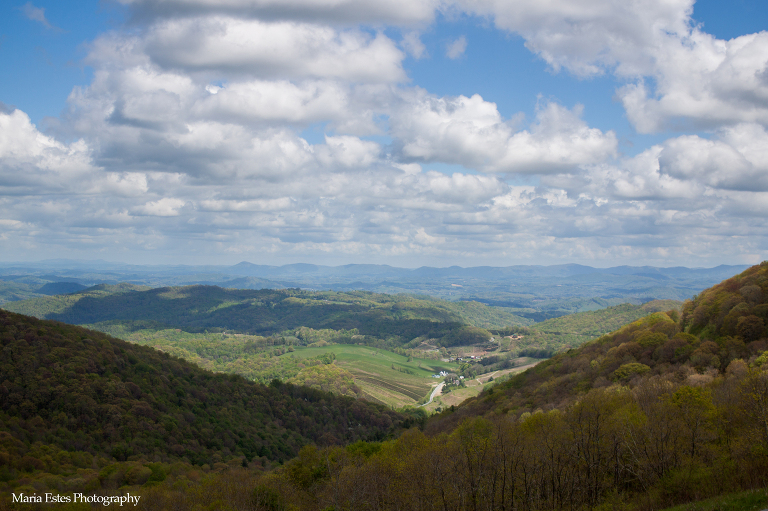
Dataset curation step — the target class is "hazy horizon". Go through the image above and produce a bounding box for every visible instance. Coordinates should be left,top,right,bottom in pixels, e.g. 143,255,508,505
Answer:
0,258,755,271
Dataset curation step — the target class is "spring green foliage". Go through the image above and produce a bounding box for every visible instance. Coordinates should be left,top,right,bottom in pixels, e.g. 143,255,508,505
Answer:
496,299,682,356
89,377,768,511
612,362,651,381
660,487,768,511
682,261,768,343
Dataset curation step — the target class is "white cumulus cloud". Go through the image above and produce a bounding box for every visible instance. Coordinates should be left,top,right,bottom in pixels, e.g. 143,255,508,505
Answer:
143,17,407,83
618,31,768,132
391,92,617,173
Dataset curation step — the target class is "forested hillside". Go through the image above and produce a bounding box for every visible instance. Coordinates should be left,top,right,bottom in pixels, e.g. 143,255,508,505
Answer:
2,285,527,347
0,309,406,496
1,284,690,411
428,265,766,428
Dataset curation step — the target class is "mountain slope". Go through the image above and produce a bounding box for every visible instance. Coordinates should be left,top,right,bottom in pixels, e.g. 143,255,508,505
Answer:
682,263,768,342
428,264,767,431
0,310,404,472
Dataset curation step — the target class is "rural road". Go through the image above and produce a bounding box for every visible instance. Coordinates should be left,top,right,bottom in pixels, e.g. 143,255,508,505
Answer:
420,382,445,407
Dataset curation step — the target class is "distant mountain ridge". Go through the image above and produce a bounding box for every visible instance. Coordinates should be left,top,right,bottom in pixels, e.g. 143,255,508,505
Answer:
227,261,746,280
0,261,748,316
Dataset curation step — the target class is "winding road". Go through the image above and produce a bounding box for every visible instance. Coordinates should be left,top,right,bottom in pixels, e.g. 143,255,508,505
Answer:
419,382,445,407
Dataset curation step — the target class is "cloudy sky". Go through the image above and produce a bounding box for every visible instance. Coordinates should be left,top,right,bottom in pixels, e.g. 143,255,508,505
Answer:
1,0,767,268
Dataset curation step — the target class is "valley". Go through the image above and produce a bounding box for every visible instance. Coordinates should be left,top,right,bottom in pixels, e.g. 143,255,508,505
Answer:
0,262,766,510
1,283,670,409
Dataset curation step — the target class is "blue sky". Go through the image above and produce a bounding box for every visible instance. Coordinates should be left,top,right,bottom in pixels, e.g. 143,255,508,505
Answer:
1,0,767,268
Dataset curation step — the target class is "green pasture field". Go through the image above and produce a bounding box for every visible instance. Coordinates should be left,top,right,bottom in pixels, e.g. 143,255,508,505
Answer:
283,345,460,407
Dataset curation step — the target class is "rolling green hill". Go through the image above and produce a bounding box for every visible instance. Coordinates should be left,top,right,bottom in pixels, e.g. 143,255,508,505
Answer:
1,285,527,345
0,281,49,305
282,344,459,407
47,325,457,407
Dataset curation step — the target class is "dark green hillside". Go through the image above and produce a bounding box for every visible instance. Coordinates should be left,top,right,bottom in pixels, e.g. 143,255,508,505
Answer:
36,282,88,295
0,310,404,474
1,283,149,318
2,285,526,346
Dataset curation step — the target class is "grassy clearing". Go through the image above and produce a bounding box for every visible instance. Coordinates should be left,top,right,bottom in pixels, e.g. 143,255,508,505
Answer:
283,345,458,408
659,487,768,511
